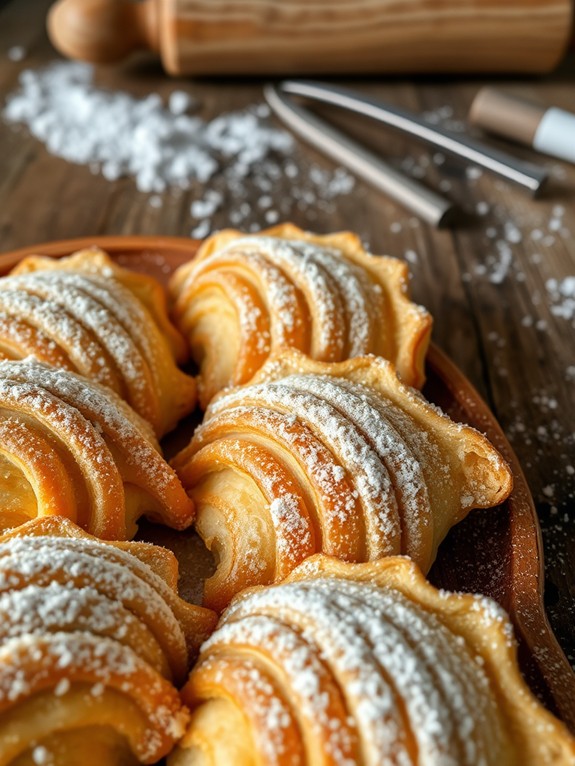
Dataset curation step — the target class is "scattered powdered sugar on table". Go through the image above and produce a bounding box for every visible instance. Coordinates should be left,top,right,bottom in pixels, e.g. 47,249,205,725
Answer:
545,276,575,321
7,46,27,63
2,61,355,235
389,105,574,668
2,62,286,190
31,746,51,765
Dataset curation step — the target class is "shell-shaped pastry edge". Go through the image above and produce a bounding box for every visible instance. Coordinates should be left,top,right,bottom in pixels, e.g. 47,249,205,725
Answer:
191,554,575,766
169,223,432,390
0,516,218,656
11,247,190,365
238,347,514,507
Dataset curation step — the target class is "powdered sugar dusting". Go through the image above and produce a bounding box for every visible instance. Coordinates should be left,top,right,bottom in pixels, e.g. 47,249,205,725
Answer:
200,574,510,765
281,374,431,560
222,236,375,357
192,405,357,546
4,272,149,401
190,249,305,346
0,288,119,390
0,360,192,534
0,530,196,762
0,632,186,760
211,380,402,554
203,614,357,764
268,495,313,565
187,359,509,594
0,535,188,678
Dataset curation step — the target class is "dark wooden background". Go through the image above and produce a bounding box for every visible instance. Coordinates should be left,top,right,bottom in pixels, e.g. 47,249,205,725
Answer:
1,0,574,676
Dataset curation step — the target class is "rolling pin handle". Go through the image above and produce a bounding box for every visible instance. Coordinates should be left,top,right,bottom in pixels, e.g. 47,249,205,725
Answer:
47,0,159,65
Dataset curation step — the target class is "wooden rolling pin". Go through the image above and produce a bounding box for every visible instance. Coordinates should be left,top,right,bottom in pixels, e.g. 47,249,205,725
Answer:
47,0,573,76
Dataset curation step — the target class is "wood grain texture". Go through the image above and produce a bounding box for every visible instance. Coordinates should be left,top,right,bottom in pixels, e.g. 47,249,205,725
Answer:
166,0,572,74
0,0,574,704
47,0,572,74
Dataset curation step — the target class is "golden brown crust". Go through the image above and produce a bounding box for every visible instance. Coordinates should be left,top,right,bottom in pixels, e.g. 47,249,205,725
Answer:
6,248,196,437
169,224,432,407
0,517,217,766
171,555,575,766
0,360,195,539
173,349,512,610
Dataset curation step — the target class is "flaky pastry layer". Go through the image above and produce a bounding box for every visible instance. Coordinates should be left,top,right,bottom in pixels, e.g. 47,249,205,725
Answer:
0,517,217,766
171,555,575,766
169,224,432,407
0,360,195,539
173,349,512,610
5,248,196,437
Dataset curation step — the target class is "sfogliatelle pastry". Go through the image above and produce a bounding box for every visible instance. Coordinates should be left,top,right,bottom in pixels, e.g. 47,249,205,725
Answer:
170,555,575,766
169,224,432,407
0,359,195,539
0,517,217,766
172,349,512,610
2,247,196,436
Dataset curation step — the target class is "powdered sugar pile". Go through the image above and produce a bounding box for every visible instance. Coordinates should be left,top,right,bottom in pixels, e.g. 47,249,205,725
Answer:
2,62,290,191
2,61,355,234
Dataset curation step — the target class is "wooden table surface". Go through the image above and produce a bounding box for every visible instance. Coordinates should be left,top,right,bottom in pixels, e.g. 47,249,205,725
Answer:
1,0,574,679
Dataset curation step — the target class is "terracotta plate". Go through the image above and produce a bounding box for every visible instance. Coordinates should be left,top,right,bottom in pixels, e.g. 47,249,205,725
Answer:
1,235,574,731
